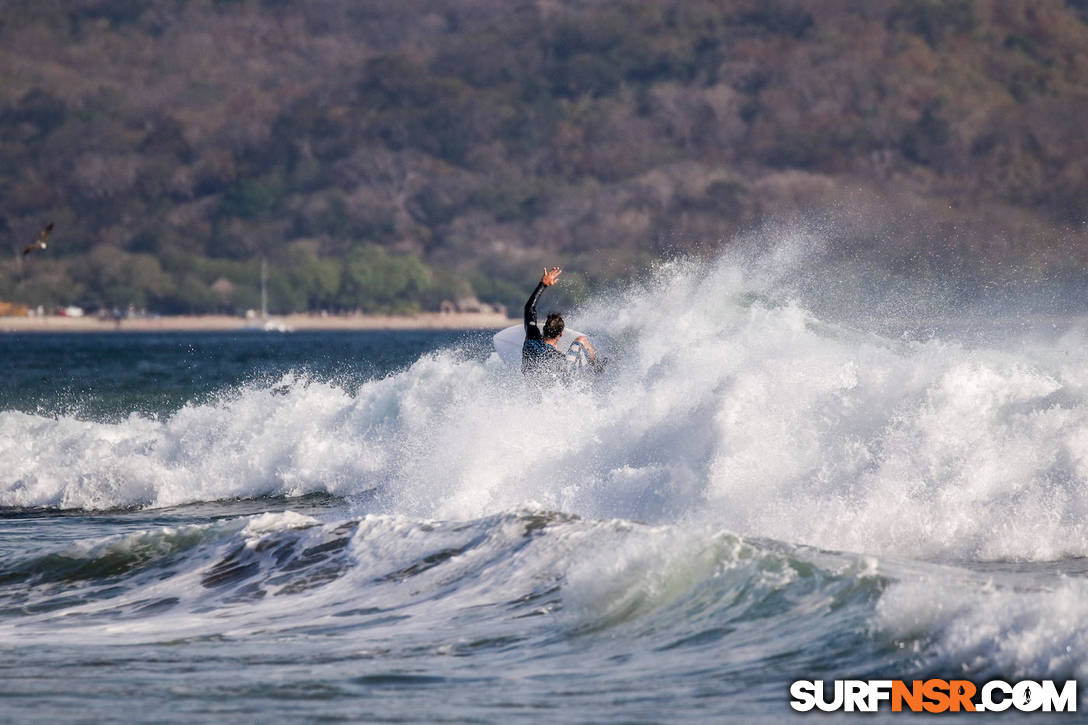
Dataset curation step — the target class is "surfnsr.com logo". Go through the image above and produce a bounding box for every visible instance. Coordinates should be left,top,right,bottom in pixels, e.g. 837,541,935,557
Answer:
790,679,1077,713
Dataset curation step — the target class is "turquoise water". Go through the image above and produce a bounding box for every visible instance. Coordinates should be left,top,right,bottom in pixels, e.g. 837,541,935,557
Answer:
3,253,1088,722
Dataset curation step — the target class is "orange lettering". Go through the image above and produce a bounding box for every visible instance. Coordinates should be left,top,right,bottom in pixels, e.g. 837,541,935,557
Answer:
922,679,951,713
949,680,976,712
892,680,924,712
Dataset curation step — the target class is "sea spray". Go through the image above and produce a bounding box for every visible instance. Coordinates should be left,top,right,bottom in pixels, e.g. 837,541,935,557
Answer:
4,243,1088,564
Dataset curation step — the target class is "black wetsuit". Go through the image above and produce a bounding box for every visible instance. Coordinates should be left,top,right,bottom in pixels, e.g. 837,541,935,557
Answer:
522,282,570,380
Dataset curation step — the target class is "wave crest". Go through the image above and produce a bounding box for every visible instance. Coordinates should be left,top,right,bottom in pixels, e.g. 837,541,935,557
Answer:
5,243,1088,561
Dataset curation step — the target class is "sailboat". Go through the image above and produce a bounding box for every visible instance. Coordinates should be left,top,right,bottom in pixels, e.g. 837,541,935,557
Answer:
244,257,293,332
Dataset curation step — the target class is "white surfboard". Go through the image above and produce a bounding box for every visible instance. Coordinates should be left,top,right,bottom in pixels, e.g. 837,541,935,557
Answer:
493,323,589,367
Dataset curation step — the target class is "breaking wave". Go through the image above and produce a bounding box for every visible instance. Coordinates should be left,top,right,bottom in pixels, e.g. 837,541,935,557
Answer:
5,238,1088,564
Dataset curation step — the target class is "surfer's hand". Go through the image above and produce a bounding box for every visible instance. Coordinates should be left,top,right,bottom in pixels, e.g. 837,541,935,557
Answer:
574,335,597,358
541,266,562,286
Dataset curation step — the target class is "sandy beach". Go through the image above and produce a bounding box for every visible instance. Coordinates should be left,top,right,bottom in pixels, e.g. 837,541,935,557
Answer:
0,311,513,333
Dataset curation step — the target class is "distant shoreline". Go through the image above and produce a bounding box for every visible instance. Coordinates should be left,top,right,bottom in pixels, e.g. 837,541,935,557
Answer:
0,312,513,333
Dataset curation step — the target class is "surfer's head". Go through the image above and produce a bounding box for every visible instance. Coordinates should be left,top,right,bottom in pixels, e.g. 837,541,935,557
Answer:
543,313,564,341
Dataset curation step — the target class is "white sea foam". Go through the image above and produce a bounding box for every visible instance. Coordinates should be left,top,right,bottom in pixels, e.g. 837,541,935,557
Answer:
241,510,320,535
876,569,1088,683
4,240,1088,562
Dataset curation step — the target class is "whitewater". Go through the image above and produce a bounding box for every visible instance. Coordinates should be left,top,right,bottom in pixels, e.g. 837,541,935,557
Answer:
2,238,1087,721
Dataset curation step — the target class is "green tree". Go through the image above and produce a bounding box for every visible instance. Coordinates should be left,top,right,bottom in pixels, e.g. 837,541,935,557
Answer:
337,245,432,312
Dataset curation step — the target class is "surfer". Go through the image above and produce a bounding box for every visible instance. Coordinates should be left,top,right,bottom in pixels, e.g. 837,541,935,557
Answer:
522,266,602,381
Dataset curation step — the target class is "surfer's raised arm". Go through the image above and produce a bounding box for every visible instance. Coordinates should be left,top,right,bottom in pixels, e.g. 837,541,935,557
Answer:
524,266,562,340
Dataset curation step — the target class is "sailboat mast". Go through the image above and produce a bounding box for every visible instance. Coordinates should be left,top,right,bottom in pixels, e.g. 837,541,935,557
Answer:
260,256,268,320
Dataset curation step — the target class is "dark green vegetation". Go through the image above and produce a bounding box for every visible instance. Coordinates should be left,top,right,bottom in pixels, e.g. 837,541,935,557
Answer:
3,0,1088,314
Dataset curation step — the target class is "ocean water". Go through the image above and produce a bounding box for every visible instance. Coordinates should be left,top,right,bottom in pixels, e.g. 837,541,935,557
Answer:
3,245,1088,722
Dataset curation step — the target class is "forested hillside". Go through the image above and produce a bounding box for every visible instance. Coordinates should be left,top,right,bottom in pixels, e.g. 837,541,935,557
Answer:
3,0,1088,314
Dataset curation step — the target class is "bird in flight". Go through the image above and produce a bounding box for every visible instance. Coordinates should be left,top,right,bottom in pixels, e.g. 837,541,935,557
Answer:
23,222,53,255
